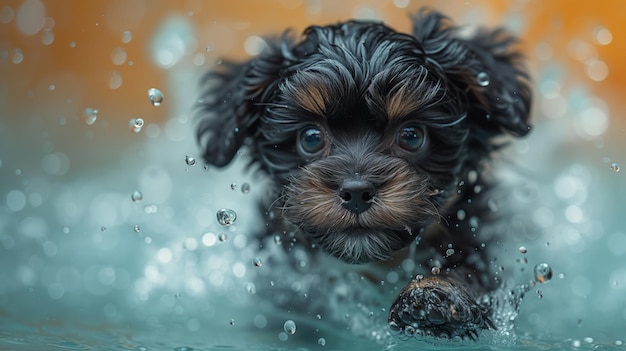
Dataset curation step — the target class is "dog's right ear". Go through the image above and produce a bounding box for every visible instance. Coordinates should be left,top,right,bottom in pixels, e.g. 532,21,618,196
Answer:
195,46,286,167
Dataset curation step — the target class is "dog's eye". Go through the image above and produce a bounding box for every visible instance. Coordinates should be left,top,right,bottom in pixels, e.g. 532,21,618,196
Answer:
298,127,325,155
397,125,426,151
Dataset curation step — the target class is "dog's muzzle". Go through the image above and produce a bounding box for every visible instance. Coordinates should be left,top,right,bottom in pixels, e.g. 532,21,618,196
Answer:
338,178,376,215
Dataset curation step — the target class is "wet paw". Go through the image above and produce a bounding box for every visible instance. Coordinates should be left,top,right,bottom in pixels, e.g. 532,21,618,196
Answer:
388,275,494,339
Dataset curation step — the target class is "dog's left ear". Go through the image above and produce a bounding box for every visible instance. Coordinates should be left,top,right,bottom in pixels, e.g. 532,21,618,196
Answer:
412,10,532,137
195,47,285,167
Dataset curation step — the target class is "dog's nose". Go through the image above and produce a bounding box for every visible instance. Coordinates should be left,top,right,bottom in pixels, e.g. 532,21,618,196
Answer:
338,178,376,214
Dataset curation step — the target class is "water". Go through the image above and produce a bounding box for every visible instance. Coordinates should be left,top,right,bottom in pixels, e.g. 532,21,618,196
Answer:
185,155,197,166
216,208,237,226
283,320,297,335
533,263,553,284
83,107,98,125
148,88,164,107
241,183,251,194
131,191,143,202
476,72,490,87
2,4,626,351
129,118,145,133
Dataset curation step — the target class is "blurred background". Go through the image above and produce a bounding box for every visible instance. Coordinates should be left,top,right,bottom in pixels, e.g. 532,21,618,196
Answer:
1,0,625,350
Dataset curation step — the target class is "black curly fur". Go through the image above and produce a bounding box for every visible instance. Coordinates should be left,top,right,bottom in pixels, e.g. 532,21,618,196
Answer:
195,9,531,339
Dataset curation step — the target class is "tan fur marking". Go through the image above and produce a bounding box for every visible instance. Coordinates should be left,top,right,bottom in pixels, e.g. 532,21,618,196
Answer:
293,82,331,117
386,85,421,121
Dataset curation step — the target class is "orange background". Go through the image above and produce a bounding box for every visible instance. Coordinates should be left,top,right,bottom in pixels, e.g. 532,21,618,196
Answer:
1,0,624,128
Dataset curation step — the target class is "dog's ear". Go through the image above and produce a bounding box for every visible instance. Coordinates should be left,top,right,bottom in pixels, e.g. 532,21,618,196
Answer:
412,10,531,137
195,46,285,167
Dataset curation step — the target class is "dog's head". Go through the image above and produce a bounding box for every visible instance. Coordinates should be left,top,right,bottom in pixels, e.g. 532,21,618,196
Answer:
196,11,531,264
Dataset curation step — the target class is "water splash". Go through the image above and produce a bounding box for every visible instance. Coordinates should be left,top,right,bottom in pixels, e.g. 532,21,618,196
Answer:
477,72,490,87
216,209,237,226
610,163,620,172
129,118,144,133
83,108,98,125
185,155,196,166
241,183,250,194
121,30,132,43
131,191,143,202
534,263,553,283
148,88,164,106
283,319,296,335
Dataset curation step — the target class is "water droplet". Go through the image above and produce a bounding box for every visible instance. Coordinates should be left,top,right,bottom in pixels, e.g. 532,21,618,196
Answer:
109,70,123,89
83,108,98,125
42,29,54,45
318,338,326,346
148,88,164,106
610,163,620,172
537,289,543,298
122,31,132,43
253,257,262,267
131,191,143,202
144,204,158,214
431,267,440,275
445,248,455,257
283,320,296,335
133,225,141,233
12,48,23,64
246,282,256,294
534,263,553,283
229,318,235,326
273,234,282,245
456,209,466,221
476,71,490,87
241,183,250,193
100,226,107,232
218,233,228,242
230,183,237,190
112,46,127,65
185,155,196,166
216,208,237,226
519,246,528,254
316,314,322,319
128,118,144,133
174,347,193,351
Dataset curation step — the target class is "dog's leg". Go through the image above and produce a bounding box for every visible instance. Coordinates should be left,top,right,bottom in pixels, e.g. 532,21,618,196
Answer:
388,270,495,339
388,175,500,339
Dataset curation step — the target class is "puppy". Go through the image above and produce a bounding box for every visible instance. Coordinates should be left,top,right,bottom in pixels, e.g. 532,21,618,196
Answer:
196,10,531,339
